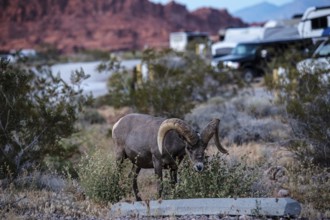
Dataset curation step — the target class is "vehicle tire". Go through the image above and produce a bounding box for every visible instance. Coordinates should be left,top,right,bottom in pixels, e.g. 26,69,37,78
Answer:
242,68,255,83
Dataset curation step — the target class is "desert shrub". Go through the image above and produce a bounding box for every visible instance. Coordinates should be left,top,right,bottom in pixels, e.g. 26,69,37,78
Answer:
228,117,289,145
98,48,235,118
0,58,92,179
265,52,330,166
185,93,289,145
164,154,260,199
44,138,81,177
78,108,106,126
77,150,131,203
231,94,286,119
79,49,110,61
35,43,64,65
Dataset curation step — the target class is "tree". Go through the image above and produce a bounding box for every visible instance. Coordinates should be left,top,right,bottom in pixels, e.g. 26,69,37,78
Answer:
0,58,92,178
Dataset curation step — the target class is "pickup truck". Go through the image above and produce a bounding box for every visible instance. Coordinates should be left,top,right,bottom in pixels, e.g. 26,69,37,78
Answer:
212,38,314,83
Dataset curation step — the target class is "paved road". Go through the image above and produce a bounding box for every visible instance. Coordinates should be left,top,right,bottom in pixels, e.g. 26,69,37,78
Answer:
51,59,140,97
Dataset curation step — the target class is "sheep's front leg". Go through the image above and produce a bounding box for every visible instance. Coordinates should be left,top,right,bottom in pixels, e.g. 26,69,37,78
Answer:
131,165,142,201
170,168,178,185
152,156,163,199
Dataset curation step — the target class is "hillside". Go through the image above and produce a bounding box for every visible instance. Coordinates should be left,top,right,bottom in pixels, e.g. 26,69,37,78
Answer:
0,0,246,53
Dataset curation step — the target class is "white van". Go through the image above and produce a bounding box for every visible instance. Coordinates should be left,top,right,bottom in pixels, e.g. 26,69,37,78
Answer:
211,41,237,59
211,27,264,59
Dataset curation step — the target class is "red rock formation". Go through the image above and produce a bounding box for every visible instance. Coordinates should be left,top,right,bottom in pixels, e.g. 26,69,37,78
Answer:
0,0,246,53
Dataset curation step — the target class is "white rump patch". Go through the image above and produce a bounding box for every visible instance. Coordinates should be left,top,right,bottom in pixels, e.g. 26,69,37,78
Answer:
112,117,123,132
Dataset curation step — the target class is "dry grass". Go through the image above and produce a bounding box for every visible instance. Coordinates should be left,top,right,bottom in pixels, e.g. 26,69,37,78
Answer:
0,181,110,219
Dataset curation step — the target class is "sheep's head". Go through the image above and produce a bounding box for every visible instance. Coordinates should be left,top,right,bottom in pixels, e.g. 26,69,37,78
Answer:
157,118,228,172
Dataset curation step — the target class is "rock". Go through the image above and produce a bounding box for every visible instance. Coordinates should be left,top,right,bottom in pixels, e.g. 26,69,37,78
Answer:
239,215,252,220
277,189,290,197
110,198,302,218
0,0,246,53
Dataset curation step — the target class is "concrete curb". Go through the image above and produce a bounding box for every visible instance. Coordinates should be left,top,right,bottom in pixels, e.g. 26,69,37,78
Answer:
110,198,301,218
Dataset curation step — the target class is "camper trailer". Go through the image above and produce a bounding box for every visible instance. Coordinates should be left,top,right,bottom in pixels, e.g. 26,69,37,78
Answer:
223,27,264,42
262,19,301,40
298,6,330,38
169,31,209,52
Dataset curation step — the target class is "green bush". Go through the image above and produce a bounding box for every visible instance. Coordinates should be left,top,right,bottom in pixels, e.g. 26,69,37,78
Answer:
0,58,92,179
163,154,260,199
265,52,330,167
79,49,110,61
98,48,233,118
35,43,64,65
77,150,131,203
77,108,106,126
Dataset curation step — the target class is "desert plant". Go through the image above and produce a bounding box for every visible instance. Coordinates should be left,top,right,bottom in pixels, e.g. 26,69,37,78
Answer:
77,108,106,126
35,43,64,65
185,93,290,145
79,49,110,61
164,154,261,199
77,150,131,203
265,52,330,166
98,48,234,118
0,58,92,179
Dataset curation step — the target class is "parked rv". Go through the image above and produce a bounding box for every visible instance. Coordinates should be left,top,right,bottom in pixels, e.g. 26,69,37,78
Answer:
263,19,301,41
298,6,330,38
169,31,209,52
211,19,301,60
212,38,314,83
223,27,264,42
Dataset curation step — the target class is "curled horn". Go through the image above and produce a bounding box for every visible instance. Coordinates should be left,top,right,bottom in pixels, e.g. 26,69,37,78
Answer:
157,118,199,154
201,118,228,154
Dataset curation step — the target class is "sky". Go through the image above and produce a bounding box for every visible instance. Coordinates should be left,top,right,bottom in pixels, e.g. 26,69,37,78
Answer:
150,0,292,13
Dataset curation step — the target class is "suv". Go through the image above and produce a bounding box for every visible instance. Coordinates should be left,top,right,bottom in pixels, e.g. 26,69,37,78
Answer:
212,38,314,83
297,38,330,75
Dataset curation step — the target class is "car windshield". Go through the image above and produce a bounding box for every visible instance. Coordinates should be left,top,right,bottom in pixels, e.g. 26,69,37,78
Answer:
314,40,330,57
232,44,258,55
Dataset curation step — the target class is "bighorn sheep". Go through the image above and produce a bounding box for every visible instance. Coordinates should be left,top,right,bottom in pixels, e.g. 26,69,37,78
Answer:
112,113,228,201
